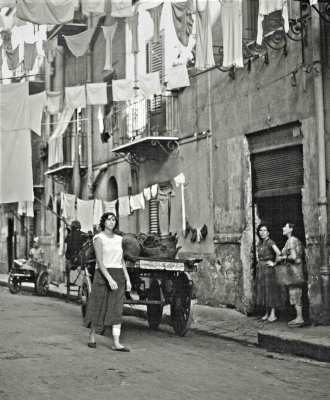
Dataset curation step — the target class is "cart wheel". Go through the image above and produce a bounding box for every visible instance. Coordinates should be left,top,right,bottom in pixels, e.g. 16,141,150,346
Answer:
36,271,49,296
171,273,194,336
8,273,21,294
81,278,105,335
147,280,163,330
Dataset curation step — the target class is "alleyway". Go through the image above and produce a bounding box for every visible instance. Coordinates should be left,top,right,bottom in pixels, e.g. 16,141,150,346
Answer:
1,287,330,400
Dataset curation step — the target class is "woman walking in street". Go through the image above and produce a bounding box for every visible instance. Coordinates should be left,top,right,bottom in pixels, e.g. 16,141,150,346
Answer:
277,222,305,327
85,212,132,351
254,223,282,323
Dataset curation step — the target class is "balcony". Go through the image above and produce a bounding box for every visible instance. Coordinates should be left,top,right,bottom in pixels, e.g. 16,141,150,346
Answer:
111,94,179,164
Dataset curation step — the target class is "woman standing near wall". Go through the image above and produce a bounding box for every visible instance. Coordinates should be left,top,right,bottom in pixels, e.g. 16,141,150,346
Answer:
85,212,132,351
254,223,282,323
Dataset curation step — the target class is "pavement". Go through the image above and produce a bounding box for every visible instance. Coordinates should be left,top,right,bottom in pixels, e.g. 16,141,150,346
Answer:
1,272,330,363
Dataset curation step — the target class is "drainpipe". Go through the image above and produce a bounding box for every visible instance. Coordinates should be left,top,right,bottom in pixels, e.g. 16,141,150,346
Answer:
207,72,214,214
86,14,93,198
311,8,329,322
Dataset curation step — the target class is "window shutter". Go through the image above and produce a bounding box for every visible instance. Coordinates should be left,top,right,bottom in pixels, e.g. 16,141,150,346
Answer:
146,33,164,81
149,197,159,235
251,146,304,198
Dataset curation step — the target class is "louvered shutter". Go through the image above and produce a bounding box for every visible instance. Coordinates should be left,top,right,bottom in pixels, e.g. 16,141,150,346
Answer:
251,146,303,198
149,197,159,235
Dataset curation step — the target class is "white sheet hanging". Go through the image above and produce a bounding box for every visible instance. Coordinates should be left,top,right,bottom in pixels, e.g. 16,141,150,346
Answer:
48,106,75,167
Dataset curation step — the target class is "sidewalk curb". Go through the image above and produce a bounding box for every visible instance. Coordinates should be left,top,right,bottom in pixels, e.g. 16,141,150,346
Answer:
258,331,330,363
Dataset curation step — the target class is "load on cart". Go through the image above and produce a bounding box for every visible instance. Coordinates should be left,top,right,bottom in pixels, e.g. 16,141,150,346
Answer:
77,232,201,336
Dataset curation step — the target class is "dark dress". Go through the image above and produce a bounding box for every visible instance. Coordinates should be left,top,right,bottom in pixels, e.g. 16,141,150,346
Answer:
254,237,281,308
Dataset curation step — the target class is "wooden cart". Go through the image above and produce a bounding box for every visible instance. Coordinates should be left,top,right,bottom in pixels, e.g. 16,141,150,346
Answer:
80,257,201,337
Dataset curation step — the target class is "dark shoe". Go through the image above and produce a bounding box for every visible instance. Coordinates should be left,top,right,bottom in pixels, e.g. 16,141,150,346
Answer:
88,342,97,348
111,346,130,352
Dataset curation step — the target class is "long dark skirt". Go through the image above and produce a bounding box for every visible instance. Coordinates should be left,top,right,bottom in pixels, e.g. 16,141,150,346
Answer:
85,268,126,327
254,262,282,308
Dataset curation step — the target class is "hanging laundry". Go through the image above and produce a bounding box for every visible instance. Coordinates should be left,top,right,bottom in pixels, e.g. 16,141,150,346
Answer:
48,106,75,167
112,79,134,102
65,85,87,109
82,0,111,14
5,46,19,70
310,0,318,4
43,37,58,63
46,91,63,114
173,172,186,235
93,199,104,226
138,72,161,99
16,0,75,25
118,196,131,217
221,0,243,68
0,82,29,132
171,0,194,47
195,0,215,69
29,91,47,136
158,185,173,237
146,2,164,43
127,12,139,54
17,201,34,217
151,184,159,198
102,24,117,71
166,64,190,90
77,199,94,233
143,187,151,201
103,199,117,215
0,0,16,8
61,193,76,224
24,42,37,71
256,0,289,45
130,193,145,211
111,0,137,18
0,129,34,203
86,82,108,105
63,27,96,58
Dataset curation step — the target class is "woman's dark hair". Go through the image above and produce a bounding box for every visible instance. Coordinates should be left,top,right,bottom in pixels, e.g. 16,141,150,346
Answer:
286,222,295,233
256,223,269,239
99,212,118,231
71,220,81,230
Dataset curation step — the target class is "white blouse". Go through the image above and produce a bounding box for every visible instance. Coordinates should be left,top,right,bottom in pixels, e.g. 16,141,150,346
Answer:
93,233,123,269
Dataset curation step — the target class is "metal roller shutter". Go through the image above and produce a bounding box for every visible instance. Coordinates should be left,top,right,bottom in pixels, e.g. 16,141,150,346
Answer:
251,145,303,198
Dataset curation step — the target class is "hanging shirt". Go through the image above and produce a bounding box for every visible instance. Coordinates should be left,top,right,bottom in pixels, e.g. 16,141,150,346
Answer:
103,200,117,215
138,72,161,99
146,2,164,43
63,27,96,58
102,24,117,71
16,0,75,25
143,187,151,201
46,91,63,114
221,0,243,68
93,199,104,226
65,85,87,109
112,79,134,102
166,64,190,90
24,42,37,71
127,12,139,54
195,0,215,69
130,193,145,211
6,46,19,70
118,196,131,217
43,37,58,63
86,82,108,105
151,184,158,198
77,199,94,233
17,201,34,217
171,0,194,47
256,0,289,45
29,91,47,136
61,193,76,224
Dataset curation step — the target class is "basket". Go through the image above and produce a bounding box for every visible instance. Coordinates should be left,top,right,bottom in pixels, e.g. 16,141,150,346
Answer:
274,262,304,286
141,245,181,260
